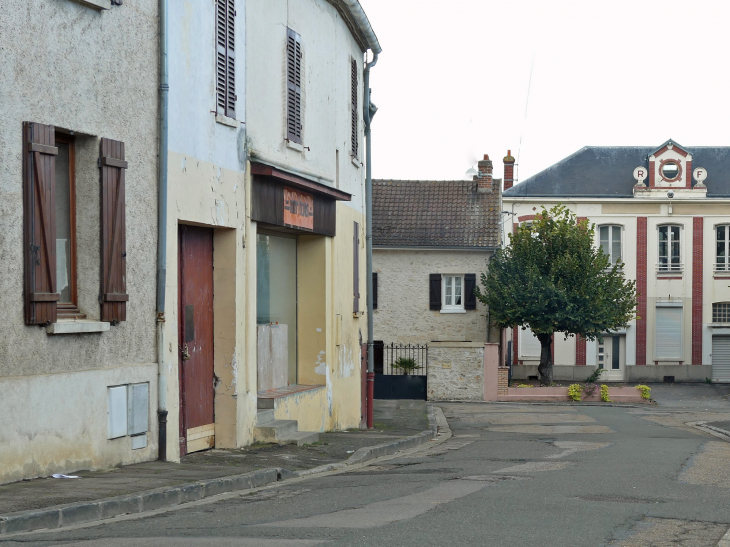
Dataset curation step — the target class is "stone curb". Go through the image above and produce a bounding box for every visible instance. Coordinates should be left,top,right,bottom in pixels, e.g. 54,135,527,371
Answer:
717,526,730,547
0,406,442,536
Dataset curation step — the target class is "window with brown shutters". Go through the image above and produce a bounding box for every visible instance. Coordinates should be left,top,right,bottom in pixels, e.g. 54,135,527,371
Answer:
350,57,358,158
286,27,303,144
23,122,60,325
216,0,236,119
100,138,129,324
353,221,360,314
464,274,477,310
429,274,441,311
372,272,378,310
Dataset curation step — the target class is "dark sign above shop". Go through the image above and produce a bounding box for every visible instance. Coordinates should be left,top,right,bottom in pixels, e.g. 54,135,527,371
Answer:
251,162,351,237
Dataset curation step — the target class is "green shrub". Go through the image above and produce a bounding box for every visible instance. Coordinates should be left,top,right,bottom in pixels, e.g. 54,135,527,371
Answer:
568,384,582,401
393,357,418,375
600,384,611,402
635,385,651,399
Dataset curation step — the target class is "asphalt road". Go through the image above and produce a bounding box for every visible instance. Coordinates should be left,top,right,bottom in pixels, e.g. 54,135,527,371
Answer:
6,390,730,547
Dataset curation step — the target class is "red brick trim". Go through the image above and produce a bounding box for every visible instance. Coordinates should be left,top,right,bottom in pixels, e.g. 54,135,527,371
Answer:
576,334,586,365
649,161,655,188
517,215,537,223
692,217,703,365
636,217,648,365
512,327,518,365
686,159,693,189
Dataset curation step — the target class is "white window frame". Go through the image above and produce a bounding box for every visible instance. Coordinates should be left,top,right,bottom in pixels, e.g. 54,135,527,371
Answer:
716,225,730,272
655,302,683,360
441,275,465,313
657,224,683,274
598,224,623,266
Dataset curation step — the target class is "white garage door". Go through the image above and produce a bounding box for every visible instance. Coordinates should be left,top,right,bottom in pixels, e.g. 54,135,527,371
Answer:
712,335,730,383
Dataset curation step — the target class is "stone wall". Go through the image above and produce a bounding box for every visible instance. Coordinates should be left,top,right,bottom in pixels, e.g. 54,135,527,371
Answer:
373,249,496,344
427,343,485,401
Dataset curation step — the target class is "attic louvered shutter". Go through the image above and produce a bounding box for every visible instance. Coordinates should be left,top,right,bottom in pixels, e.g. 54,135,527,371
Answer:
464,274,477,310
286,27,303,144
429,274,441,311
350,57,358,157
100,138,129,323
23,122,59,325
216,0,236,118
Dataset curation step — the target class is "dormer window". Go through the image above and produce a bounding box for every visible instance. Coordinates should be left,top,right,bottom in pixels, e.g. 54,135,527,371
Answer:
660,160,681,182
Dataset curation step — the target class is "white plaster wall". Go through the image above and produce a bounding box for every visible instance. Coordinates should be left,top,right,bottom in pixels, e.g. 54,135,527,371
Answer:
373,249,493,344
168,0,247,171
245,0,366,214
0,364,157,485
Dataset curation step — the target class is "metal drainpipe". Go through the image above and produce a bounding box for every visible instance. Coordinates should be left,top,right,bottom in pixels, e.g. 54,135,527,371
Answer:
364,51,378,429
156,0,169,461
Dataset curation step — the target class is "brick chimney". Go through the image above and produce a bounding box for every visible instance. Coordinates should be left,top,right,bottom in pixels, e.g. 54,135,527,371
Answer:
503,150,515,191
475,154,493,192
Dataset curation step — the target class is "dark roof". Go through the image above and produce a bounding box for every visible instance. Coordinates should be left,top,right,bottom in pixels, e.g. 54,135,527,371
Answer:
372,179,500,248
504,145,730,198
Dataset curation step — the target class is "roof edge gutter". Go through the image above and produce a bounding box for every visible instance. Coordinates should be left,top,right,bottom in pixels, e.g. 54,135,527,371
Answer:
340,0,382,54
374,245,498,252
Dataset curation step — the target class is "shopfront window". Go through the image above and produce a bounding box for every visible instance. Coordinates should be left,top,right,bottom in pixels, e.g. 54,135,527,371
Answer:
257,233,297,385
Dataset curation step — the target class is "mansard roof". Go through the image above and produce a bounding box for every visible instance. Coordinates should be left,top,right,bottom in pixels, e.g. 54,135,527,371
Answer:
503,145,730,198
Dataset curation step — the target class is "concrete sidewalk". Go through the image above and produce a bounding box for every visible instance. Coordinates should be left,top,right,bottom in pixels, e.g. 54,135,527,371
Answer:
0,400,440,536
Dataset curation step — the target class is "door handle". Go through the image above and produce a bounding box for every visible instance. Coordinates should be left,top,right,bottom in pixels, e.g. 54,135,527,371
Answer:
179,343,191,361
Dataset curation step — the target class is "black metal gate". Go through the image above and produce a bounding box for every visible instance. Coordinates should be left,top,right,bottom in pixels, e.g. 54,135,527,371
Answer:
373,343,428,400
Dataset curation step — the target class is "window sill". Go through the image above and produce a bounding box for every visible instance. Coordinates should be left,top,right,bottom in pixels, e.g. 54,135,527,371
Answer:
47,320,111,335
214,113,239,128
656,273,683,279
440,309,466,314
286,139,304,152
351,156,362,168
70,0,110,10
713,271,730,278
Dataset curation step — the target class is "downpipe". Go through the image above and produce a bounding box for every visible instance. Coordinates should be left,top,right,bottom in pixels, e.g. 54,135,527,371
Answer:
364,51,378,429
156,0,169,460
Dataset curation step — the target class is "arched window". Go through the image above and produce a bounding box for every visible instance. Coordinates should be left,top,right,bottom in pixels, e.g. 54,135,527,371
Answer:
658,225,682,273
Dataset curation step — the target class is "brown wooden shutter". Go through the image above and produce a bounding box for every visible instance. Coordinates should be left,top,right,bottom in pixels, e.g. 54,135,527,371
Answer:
464,273,477,310
372,272,378,310
286,27,303,144
23,122,59,325
353,221,360,313
429,274,441,311
351,57,358,157
216,0,236,118
100,138,129,323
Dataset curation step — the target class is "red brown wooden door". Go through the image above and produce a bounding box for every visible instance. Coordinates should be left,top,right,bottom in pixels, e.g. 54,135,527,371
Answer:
178,225,215,455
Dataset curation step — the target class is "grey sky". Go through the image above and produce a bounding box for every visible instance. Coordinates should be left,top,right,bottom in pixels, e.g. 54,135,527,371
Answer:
359,0,730,183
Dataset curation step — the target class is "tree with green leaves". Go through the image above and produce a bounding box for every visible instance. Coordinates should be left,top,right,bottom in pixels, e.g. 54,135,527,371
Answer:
475,205,637,385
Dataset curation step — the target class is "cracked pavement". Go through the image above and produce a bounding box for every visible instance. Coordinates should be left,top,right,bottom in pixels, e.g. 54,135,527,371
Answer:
4,384,730,547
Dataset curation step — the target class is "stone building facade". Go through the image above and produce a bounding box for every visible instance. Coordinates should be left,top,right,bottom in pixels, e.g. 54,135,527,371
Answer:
372,155,502,401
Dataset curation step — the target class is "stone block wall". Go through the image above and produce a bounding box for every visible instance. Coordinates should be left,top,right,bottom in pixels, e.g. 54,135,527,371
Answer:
427,343,485,401
498,367,509,396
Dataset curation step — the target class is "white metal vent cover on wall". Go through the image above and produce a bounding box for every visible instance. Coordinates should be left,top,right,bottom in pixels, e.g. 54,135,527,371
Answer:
656,305,682,360
107,383,149,446
712,335,730,383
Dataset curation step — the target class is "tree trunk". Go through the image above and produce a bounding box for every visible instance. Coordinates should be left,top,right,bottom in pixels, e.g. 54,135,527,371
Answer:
537,333,553,385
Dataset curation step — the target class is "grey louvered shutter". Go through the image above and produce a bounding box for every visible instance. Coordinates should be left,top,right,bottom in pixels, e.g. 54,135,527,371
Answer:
429,274,441,311
216,0,236,118
286,27,303,143
353,221,360,313
656,306,682,359
464,273,477,310
23,122,59,325
351,57,358,157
